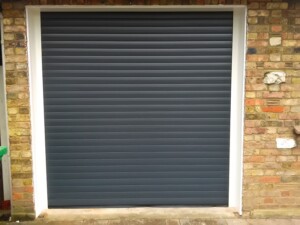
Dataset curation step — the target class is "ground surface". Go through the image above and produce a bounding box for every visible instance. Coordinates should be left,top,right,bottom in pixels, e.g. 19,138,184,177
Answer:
0,208,299,224
0,218,300,225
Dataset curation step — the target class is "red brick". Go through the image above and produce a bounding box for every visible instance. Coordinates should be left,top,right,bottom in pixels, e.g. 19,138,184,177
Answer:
262,106,284,113
271,25,282,32
12,193,23,201
263,92,285,98
281,191,290,197
259,176,281,183
279,113,300,120
244,156,265,163
244,120,261,128
24,186,33,193
245,99,265,106
257,33,269,39
264,197,274,204
264,62,286,69
245,127,266,134
247,55,269,62
247,40,269,47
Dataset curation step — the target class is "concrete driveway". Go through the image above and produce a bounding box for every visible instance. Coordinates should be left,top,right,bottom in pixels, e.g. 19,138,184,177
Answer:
0,218,300,225
0,208,299,225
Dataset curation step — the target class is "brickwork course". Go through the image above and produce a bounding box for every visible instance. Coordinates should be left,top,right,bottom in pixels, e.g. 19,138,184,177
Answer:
1,0,300,220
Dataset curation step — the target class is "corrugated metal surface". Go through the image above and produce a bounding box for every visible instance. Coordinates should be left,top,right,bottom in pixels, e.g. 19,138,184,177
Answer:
41,12,233,207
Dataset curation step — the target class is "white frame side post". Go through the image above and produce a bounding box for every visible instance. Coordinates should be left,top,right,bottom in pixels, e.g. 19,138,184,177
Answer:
228,7,247,215
26,8,48,217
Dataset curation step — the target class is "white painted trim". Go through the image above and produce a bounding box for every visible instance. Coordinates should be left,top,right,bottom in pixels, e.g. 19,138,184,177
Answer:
26,5,246,216
0,17,12,201
228,7,247,215
26,8,48,217
28,5,246,11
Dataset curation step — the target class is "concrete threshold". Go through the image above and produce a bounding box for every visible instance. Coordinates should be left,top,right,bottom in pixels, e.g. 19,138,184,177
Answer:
40,207,238,221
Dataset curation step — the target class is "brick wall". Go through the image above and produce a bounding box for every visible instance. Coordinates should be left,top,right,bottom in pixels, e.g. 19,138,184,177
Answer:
1,0,300,219
243,0,300,217
2,0,33,219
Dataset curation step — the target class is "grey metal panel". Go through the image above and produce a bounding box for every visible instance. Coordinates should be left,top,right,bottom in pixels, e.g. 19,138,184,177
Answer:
41,12,233,208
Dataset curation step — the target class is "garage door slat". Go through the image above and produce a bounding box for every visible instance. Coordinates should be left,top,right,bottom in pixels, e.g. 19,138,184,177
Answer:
46,145,229,153
48,198,228,207
45,124,230,131
47,164,229,174
50,184,226,193
42,11,232,208
46,131,229,138
47,171,228,179
42,48,232,56
47,178,229,185
46,138,229,146
49,191,228,199
46,150,229,158
45,110,230,116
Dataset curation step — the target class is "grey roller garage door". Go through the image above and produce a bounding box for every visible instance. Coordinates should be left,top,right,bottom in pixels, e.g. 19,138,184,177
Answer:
41,12,233,207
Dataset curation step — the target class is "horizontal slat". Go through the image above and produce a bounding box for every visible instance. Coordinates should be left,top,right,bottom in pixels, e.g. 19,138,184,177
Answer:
45,125,230,133
44,98,231,106
42,34,233,42
41,35,229,39
47,161,229,169
47,151,229,159
46,138,229,146
42,26,232,33
44,92,231,99
49,191,228,199
46,177,229,185
49,184,227,192
45,108,230,114
43,76,231,81
43,70,231,77
45,145,229,153
43,85,231,92
42,41,232,49
44,119,230,126
43,57,231,64
43,63,231,71
46,131,229,140
42,48,232,57
47,171,228,179
48,198,228,207
47,164,229,173
45,110,230,116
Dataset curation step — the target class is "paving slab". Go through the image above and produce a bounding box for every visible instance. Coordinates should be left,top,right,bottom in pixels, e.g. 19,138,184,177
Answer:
0,218,300,225
166,219,181,225
291,219,300,225
42,208,236,220
247,219,296,225
108,219,167,225
226,219,248,225
179,219,191,225
179,219,228,225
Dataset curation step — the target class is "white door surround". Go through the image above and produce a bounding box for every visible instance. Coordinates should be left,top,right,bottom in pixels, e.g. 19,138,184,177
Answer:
26,5,246,217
